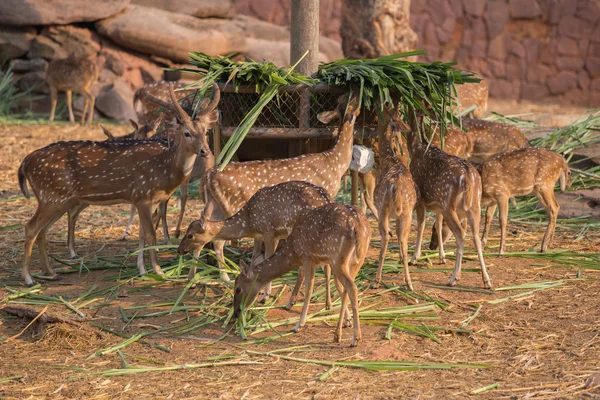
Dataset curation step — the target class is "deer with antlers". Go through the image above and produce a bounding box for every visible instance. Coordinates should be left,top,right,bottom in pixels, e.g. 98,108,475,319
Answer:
134,80,197,124
177,181,332,306
17,82,218,286
408,112,492,289
480,147,572,256
233,203,372,347
46,55,99,126
199,93,361,281
372,105,418,290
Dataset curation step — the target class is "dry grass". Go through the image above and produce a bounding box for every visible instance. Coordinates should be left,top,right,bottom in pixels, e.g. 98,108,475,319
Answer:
0,120,599,399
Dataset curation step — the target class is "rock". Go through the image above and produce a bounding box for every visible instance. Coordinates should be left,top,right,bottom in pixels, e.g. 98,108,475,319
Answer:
95,78,137,121
99,51,125,76
522,38,540,62
508,0,542,19
28,36,69,60
244,38,330,67
484,0,509,38
27,26,100,61
488,32,509,61
590,43,600,58
95,5,247,63
526,63,552,84
463,0,486,17
555,56,585,71
547,70,578,94
575,2,600,24
0,0,130,26
10,58,47,72
578,70,591,90
555,190,600,220
489,59,506,78
558,15,594,40
488,78,516,98
520,83,549,101
98,68,119,85
17,71,48,94
99,39,164,82
587,57,600,79
592,23,600,43
0,27,36,60
539,43,556,65
132,0,234,18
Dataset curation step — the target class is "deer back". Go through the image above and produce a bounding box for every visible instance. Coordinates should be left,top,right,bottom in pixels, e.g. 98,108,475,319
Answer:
46,57,98,91
479,147,570,200
430,125,473,159
462,118,530,163
454,80,488,119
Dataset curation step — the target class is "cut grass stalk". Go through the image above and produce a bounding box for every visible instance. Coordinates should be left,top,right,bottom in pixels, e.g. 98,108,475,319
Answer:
90,323,170,353
471,383,500,394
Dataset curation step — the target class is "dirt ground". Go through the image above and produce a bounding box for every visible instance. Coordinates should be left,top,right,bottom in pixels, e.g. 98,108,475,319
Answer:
1,108,599,399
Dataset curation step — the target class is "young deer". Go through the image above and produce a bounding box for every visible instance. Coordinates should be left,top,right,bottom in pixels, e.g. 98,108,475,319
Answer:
453,80,488,119
233,203,372,347
46,55,99,126
201,93,361,281
408,115,492,289
373,105,418,290
480,147,572,255
177,181,332,306
17,82,218,286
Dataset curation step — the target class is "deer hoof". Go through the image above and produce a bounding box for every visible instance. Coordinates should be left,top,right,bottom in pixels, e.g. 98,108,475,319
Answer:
447,280,458,287
343,318,352,328
371,280,380,289
333,332,341,343
27,281,38,288
174,230,181,239
350,337,360,347
50,274,63,281
439,258,446,265
119,235,129,242
292,325,301,333
484,282,493,290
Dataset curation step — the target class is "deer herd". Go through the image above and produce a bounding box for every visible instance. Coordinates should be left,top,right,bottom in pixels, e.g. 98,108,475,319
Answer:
15,57,572,346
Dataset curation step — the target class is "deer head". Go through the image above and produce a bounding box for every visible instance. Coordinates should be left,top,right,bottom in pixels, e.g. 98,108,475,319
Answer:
177,213,223,255
233,259,262,318
145,82,219,159
317,93,360,126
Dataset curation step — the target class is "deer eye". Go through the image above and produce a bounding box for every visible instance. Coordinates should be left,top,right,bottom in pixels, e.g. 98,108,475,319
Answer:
187,234,193,239
184,130,191,137
235,287,241,294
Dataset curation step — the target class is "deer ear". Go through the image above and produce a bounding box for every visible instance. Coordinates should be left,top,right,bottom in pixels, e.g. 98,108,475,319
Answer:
129,119,140,131
390,119,411,133
100,125,114,139
317,110,341,124
204,109,219,126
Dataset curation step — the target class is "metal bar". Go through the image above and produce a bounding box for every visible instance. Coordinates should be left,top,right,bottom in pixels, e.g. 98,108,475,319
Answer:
220,127,378,139
351,170,359,206
217,82,348,94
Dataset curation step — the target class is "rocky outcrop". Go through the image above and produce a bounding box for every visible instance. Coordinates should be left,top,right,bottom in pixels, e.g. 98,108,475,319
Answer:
131,0,234,18
0,27,37,60
95,78,138,121
0,0,130,26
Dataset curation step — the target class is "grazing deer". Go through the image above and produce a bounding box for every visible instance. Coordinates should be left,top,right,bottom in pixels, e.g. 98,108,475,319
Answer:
233,203,372,347
17,82,218,286
453,80,488,119
46,55,99,126
480,147,572,255
65,118,164,259
430,124,473,159
177,181,332,306
407,114,492,289
373,105,418,290
200,93,361,281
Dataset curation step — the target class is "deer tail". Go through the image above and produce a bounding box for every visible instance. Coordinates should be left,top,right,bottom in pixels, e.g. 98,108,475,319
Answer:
18,162,31,199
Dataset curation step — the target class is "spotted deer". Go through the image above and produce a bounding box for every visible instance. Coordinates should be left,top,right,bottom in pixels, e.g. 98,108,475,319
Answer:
480,147,572,256
17,82,218,286
407,113,492,289
372,105,418,290
46,55,99,126
178,181,332,305
134,80,197,124
200,93,361,281
453,80,488,119
233,203,372,347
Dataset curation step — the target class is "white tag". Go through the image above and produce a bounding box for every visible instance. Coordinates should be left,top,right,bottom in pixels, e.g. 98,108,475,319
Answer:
350,145,375,173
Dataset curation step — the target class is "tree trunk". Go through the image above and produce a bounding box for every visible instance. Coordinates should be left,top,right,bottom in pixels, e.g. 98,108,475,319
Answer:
340,0,417,59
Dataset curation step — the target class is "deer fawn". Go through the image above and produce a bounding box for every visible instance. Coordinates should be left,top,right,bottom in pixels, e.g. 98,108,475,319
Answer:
373,105,418,290
177,181,332,306
200,93,361,281
233,203,372,347
46,55,99,126
407,114,492,289
17,82,218,286
480,147,572,256
453,80,488,119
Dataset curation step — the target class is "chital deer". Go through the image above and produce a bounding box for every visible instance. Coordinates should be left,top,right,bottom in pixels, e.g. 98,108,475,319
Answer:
65,118,164,259
17,82,218,286
200,93,361,281
177,181,332,305
46,55,99,126
453,80,488,119
373,105,418,290
233,203,372,347
429,118,531,249
480,147,572,256
407,114,492,289
134,80,197,124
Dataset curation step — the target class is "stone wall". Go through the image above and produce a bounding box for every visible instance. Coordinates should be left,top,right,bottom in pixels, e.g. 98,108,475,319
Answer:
234,0,600,106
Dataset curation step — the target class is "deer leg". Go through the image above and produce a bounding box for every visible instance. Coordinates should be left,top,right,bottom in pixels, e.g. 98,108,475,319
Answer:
331,272,352,327
481,203,497,249
435,213,446,264
323,265,332,310
374,206,391,288
410,203,426,265
259,235,279,303
48,86,58,124
67,204,87,259
136,202,163,276
174,181,189,239
398,213,414,291
120,204,137,241
285,267,304,310
468,207,493,290
293,261,316,333
336,267,362,347
80,90,90,126
82,88,95,126
538,188,559,252
213,240,230,282
66,90,75,124
158,201,171,245
445,211,465,287
22,204,69,286
497,196,509,257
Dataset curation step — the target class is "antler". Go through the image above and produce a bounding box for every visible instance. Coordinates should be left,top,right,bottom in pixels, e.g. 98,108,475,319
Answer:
167,82,195,127
144,92,178,115
197,83,220,117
